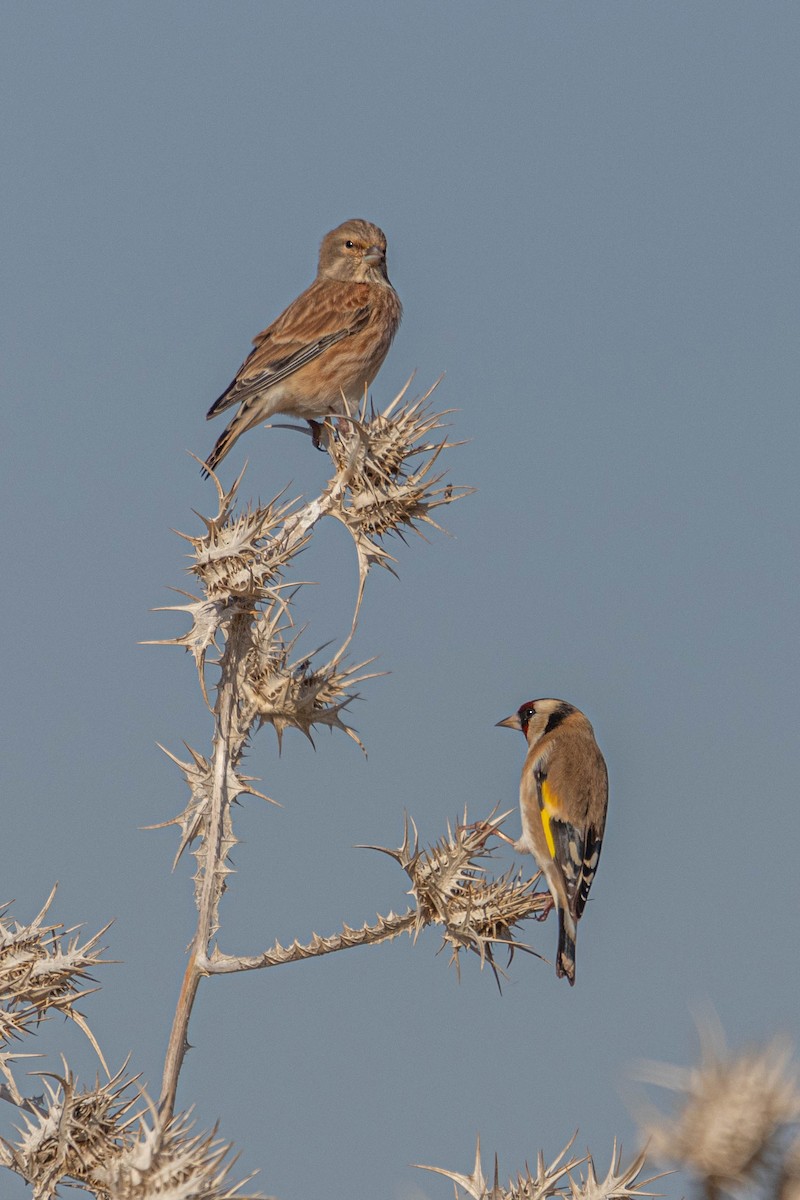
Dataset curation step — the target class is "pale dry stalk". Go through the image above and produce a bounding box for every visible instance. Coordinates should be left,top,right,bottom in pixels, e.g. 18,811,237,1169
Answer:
156,383,471,1118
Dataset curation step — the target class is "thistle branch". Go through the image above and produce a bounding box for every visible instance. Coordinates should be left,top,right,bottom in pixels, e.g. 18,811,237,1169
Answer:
156,383,470,1119
203,810,550,981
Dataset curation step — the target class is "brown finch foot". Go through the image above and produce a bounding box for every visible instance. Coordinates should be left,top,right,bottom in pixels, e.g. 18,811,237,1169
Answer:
202,220,401,470
308,419,327,450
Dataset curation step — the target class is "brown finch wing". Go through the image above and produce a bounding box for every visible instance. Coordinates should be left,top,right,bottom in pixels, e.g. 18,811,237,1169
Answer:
206,281,372,419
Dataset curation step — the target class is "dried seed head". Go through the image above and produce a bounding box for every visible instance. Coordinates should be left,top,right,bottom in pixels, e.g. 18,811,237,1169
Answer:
180,469,304,602
325,382,472,593
565,1143,662,1200
328,378,455,480
242,600,380,752
94,1105,266,1199
365,811,550,978
639,1032,800,1193
416,1133,584,1200
0,892,111,1079
2,1063,141,1196
245,645,377,753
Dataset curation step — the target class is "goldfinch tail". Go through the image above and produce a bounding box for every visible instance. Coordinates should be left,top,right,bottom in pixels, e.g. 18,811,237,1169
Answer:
556,910,577,986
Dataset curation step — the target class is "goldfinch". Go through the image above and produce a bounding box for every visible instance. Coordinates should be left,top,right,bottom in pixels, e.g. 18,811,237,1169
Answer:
496,699,608,985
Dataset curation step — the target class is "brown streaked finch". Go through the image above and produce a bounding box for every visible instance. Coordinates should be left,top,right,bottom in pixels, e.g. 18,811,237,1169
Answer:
496,699,609,985
203,219,402,475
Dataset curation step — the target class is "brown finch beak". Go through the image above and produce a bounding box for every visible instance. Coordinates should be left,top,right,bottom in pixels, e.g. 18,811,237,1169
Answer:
202,218,401,475
496,714,523,731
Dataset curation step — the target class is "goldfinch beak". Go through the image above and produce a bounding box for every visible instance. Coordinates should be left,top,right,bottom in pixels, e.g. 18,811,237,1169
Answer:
495,714,521,730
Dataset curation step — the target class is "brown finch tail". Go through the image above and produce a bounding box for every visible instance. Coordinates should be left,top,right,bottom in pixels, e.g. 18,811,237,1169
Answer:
202,421,238,478
556,910,577,986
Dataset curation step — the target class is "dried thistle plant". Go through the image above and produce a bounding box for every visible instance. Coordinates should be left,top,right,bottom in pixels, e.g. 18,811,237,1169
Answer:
12,376,789,1200
94,1104,266,1200
204,807,545,977
0,889,111,1106
325,381,472,600
416,1134,662,1200
154,382,472,1121
778,1133,800,1200
0,381,481,1197
363,810,551,981
241,598,381,752
0,1062,140,1198
636,1026,800,1199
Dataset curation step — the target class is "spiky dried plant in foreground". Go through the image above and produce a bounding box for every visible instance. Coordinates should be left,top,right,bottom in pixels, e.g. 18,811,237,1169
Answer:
2,383,483,1195
779,1134,800,1200
204,808,547,977
4,373,797,1200
637,1028,800,1198
0,889,111,1106
327,382,469,598
94,1104,266,1200
0,1062,140,1198
416,1134,662,1200
1,1063,263,1200
156,382,472,1119
362,810,551,980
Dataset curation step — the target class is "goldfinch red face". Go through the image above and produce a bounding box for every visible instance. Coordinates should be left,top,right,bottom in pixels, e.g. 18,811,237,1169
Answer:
496,698,577,748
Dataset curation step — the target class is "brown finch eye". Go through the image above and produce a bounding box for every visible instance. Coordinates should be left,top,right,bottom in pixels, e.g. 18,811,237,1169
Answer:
345,240,355,248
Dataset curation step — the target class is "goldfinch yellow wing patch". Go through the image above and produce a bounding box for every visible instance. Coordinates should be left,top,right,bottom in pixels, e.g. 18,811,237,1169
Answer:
534,771,590,912
538,777,561,858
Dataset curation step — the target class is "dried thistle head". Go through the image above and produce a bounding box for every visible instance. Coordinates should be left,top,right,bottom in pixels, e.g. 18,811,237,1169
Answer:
416,1133,583,1200
438,867,547,979
242,600,380,752
0,891,111,1081
92,1104,266,1200
181,467,304,602
637,1030,800,1195
417,1137,661,1200
374,811,503,926
779,1132,800,1200
565,1144,663,1200
327,378,454,480
2,1062,141,1197
325,381,472,584
366,811,550,978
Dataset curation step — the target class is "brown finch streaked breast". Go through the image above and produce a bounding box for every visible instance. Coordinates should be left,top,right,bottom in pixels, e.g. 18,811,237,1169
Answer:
496,698,609,986
203,219,402,475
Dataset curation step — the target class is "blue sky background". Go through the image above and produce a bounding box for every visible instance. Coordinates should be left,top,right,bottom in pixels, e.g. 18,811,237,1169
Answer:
2,4,798,1198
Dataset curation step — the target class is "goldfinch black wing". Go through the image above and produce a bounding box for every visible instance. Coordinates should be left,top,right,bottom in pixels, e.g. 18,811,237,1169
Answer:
534,766,602,918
